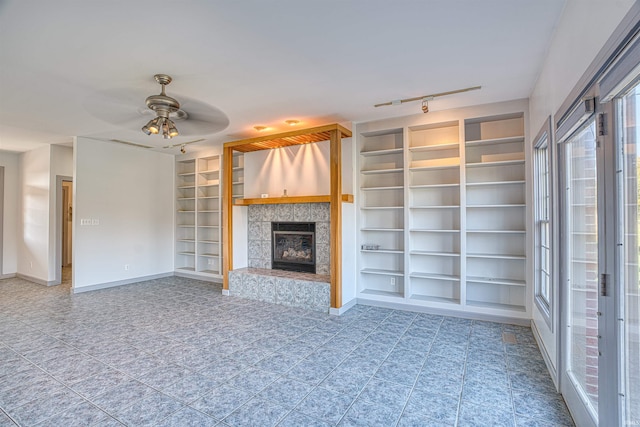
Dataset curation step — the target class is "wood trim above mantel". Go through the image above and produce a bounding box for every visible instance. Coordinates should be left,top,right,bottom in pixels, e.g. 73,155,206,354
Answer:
234,194,354,206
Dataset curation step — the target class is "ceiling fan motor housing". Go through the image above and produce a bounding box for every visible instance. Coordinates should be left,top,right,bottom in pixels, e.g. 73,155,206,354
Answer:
146,74,180,118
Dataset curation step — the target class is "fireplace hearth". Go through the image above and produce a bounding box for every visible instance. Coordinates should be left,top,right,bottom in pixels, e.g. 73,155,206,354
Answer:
272,222,316,273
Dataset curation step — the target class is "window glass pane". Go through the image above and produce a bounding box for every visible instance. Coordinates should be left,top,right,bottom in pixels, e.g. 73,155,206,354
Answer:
566,120,599,413
534,139,551,309
620,83,640,424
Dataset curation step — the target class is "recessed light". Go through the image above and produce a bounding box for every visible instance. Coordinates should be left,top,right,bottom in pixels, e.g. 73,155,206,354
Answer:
285,120,300,126
253,126,268,131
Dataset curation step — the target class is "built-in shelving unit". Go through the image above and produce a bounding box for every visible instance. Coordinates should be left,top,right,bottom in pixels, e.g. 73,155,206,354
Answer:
232,153,244,201
359,128,405,298
176,154,223,279
176,159,197,273
355,101,529,320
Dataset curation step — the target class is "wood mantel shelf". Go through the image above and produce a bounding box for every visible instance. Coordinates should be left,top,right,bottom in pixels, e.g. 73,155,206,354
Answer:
234,194,354,206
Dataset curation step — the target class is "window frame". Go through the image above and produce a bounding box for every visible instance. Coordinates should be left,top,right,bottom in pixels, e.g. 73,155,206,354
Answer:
533,117,554,329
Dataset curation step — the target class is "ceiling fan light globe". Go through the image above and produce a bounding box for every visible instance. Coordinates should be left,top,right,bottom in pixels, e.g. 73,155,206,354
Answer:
141,125,152,135
168,123,179,138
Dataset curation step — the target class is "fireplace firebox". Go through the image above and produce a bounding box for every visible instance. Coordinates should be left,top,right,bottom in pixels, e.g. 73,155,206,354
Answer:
272,222,316,273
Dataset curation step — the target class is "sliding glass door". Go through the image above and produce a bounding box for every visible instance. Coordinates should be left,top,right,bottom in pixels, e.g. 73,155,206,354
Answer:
617,83,640,426
561,118,600,424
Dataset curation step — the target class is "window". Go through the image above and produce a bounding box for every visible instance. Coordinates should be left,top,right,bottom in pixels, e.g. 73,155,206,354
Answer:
533,121,552,325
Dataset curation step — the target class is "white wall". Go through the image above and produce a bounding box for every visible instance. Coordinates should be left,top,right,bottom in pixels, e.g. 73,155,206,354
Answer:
18,145,51,282
244,141,331,198
0,151,19,276
73,138,175,290
528,0,635,376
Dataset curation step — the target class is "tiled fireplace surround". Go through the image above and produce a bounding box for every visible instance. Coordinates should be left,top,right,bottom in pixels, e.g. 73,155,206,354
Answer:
228,203,332,312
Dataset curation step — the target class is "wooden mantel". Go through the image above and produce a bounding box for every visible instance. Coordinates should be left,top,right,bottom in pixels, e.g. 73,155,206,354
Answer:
222,123,352,311
234,194,354,206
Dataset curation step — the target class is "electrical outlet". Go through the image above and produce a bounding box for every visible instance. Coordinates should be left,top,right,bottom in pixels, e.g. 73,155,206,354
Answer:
91,219,99,225
390,277,396,286
80,219,90,226
124,264,129,271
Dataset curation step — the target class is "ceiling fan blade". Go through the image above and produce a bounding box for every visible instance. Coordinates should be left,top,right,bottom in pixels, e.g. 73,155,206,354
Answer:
84,88,229,137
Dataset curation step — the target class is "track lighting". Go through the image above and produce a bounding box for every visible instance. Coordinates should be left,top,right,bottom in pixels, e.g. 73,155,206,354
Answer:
374,86,482,113
180,145,186,154
421,98,429,114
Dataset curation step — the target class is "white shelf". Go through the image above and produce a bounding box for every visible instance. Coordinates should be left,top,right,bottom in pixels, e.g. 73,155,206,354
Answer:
409,164,460,171
361,228,404,232
177,185,196,189
467,253,525,260
178,251,195,256
361,167,404,175
360,289,404,298
467,229,525,234
466,300,525,312
361,249,404,254
177,225,195,228
176,267,195,272
199,253,220,258
361,206,403,210
177,239,196,243
410,183,459,189
360,147,403,157
466,276,526,287
410,250,460,257
361,268,404,277
409,142,459,152
466,159,525,168
410,294,460,304
178,172,196,177
361,186,404,191
409,272,460,281
465,135,524,146
467,204,525,208
410,228,460,233
466,180,525,187
177,210,196,213
410,205,459,209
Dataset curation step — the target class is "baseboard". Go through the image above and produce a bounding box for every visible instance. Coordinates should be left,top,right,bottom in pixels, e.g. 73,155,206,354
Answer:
0,273,17,279
356,297,531,326
17,273,58,286
329,298,357,316
72,272,174,294
174,270,223,283
531,318,559,391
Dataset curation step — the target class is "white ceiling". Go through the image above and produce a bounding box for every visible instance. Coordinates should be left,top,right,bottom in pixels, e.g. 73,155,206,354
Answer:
0,0,567,154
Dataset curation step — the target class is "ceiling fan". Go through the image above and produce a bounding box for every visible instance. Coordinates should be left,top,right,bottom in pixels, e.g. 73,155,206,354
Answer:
84,74,230,143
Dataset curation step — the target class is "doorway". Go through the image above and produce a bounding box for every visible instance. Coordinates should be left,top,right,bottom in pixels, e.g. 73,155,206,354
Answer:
56,175,73,288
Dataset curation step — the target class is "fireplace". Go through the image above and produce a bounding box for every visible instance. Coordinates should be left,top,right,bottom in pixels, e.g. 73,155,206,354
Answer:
272,222,316,273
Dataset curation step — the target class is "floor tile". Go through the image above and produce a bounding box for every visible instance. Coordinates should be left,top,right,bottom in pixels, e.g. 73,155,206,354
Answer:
404,388,460,425
358,377,411,411
191,385,253,420
113,392,184,426
295,387,353,425
257,376,313,408
458,400,515,427
338,398,400,426
223,397,288,427
38,400,111,427
155,407,219,427
277,410,332,427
